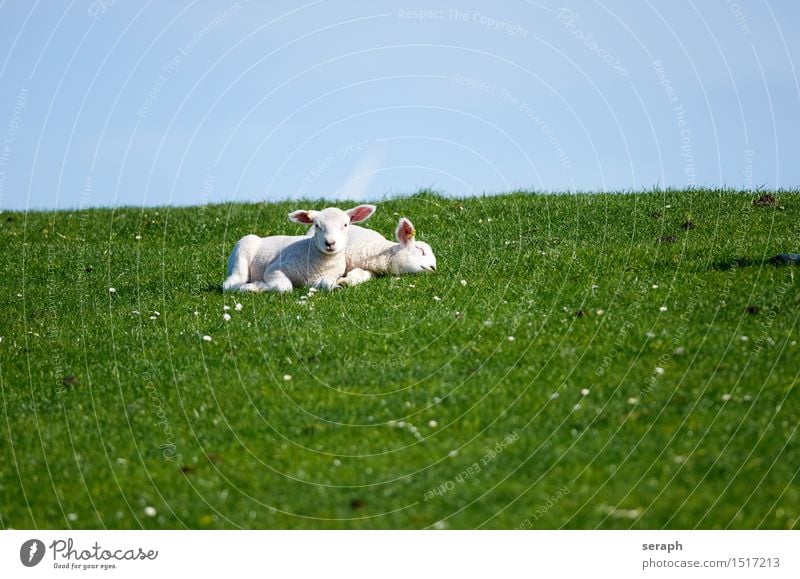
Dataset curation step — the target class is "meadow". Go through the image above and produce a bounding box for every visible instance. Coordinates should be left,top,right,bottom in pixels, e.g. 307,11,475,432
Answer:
1,189,797,529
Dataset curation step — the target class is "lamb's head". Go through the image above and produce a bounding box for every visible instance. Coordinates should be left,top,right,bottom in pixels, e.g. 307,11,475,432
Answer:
289,204,376,255
390,217,437,274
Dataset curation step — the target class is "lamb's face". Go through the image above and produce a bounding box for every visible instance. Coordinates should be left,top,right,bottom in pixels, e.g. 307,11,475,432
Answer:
391,217,437,274
392,240,437,274
311,208,350,255
289,204,376,255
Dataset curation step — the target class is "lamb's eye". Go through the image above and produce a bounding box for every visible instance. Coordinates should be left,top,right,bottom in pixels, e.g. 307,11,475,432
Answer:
417,246,425,256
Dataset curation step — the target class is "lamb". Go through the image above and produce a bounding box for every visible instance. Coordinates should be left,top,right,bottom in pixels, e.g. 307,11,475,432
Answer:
337,217,437,287
222,204,376,292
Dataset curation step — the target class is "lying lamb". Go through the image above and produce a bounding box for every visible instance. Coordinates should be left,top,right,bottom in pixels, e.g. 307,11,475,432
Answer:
222,204,376,292
337,217,437,287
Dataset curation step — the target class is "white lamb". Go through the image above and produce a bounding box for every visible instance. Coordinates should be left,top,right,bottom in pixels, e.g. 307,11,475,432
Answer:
222,204,376,292
337,217,437,287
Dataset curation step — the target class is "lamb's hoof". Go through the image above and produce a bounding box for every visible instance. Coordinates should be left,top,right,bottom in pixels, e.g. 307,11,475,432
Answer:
311,278,339,292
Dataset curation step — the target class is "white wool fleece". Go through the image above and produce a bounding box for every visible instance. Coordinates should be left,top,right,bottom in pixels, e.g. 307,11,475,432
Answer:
339,217,437,287
222,204,376,292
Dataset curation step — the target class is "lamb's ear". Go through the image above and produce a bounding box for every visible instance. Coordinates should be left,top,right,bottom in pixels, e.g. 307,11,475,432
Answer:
288,210,317,224
346,204,376,223
395,217,416,247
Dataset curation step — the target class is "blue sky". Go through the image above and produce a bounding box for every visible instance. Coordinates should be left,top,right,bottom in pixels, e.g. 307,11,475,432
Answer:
0,0,798,210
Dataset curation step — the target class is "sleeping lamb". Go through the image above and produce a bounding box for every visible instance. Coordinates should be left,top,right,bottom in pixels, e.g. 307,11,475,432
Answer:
337,217,437,287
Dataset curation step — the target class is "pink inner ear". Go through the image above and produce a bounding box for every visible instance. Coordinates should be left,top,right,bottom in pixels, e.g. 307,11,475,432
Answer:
396,218,415,245
289,211,313,224
347,205,375,223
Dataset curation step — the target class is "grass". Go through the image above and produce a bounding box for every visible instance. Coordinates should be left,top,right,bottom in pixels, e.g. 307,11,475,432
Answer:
1,189,798,530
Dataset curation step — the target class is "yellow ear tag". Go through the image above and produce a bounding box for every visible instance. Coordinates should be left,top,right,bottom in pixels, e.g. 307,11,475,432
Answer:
410,227,416,237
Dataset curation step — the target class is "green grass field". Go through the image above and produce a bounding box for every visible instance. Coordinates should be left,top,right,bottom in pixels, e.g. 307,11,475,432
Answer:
1,190,798,529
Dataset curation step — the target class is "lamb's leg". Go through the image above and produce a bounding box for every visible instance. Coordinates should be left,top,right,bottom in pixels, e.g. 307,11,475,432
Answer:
223,275,248,292
311,275,342,292
222,238,252,292
336,268,373,288
262,270,294,293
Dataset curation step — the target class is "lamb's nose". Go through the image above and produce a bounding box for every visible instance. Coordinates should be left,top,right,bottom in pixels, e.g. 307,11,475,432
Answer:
325,239,336,250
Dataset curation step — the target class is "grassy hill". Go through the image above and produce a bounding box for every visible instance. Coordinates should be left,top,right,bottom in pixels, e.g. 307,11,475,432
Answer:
1,189,798,529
